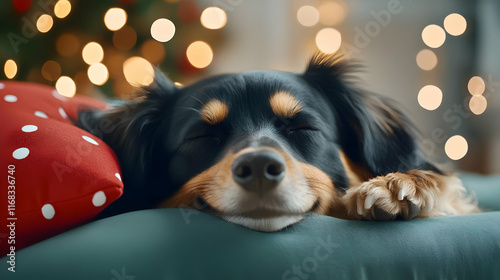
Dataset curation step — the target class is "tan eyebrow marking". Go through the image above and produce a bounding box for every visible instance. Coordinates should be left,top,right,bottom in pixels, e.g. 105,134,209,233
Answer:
200,99,229,125
269,91,302,118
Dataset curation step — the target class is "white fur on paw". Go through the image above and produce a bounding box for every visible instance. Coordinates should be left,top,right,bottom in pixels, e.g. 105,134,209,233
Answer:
344,174,426,220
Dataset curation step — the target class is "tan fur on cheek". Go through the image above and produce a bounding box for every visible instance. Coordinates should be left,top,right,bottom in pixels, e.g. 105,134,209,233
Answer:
297,162,346,218
158,162,222,209
158,150,238,211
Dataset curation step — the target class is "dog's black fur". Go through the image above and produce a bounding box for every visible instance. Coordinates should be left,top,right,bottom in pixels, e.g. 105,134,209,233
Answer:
76,54,444,222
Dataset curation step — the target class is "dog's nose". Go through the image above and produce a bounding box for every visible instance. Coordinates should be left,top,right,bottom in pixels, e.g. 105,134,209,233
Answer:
232,150,286,193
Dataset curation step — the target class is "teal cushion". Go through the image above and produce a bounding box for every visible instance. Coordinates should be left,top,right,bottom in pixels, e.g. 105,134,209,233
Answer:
2,208,500,279
460,172,500,211
2,172,500,279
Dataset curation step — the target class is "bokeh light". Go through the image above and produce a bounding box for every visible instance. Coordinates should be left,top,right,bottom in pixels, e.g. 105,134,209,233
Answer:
444,13,467,36
186,41,213,68
140,40,166,64
56,33,80,56
469,95,487,115
416,49,438,71
315,28,342,54
41,60,61,81
297,6,319,27
36,14,54,33
104,8,127,31
82,42,104,65
467,76,485,96
123,57,155,86
151,18,176,42
54,0,71,19
201,7,227,29
418,85,442,111
421,24,446,48
55,76,76,97
4,59,17,79
113,25,137,51
445,135,468,160
87,63,109,86
318,1,346,26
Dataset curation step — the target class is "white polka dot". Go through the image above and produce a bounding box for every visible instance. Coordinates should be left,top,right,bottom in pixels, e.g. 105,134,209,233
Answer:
0,83,4,89
22,125,38,132
92,191,107,207
59,107,68,119
35,111,48,119
52,90,67,101
82,135,99,145
41,204,55,219
12,148,30,159
115,173,122,181
4,95,17,102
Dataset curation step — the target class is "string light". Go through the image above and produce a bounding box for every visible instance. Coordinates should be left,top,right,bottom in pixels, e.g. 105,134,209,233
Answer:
123,57,155,86
421,24,446,48
87,63,109,86
54,0,71,19
418,85,442,111
186,41,213,68
82,42,104,65
55,76,76,97
151,18,176,42
318,1,346,26
315,28,341,54
467,76,485,96
469,95,487,115
201,7,227,29
296,6,319,27
416,49,438,71
445,135,468,160
444,13,467,36
36,14,54,33
104,8,127,31
4,59,18,79
41,60,61,81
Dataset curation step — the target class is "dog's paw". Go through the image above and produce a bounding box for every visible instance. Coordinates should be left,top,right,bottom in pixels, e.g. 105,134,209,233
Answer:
343,172,437,220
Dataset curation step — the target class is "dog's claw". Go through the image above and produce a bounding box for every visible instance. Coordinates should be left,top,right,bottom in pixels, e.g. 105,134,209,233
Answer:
364,194,375,209
398,188,407,201
357,202,363,216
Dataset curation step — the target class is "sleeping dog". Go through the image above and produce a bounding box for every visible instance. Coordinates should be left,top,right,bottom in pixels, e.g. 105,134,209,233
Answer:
77,54,479,231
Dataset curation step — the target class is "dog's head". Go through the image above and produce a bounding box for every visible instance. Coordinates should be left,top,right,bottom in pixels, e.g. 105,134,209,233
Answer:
79,54,432,231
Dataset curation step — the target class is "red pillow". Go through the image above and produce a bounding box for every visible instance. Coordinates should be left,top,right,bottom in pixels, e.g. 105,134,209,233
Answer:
0,81,123,255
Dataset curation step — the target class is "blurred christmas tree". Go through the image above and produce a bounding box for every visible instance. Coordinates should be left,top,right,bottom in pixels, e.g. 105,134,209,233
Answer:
0,0,227,98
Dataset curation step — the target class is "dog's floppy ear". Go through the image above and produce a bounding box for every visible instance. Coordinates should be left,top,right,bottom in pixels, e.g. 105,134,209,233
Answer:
302,54,439,176
76,69,179,173
75,70,179,217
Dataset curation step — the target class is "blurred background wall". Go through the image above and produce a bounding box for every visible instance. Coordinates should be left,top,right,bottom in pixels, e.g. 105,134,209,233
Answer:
1,0,499,174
